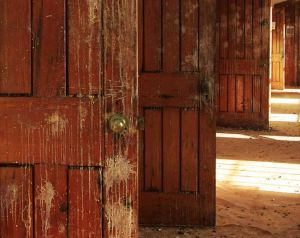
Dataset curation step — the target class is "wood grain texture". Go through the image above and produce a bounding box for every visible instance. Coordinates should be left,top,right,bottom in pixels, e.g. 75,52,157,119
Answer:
68,168,102,237
68,0,102,95
0,167,33,238
144,109,162,192
0,0,31,94
34,165,67,238
163,0,180,72
144,0,162,71
163,108,180,193
32,0,66,96
0,98,101,166
181,110,198,193
181,0,199,71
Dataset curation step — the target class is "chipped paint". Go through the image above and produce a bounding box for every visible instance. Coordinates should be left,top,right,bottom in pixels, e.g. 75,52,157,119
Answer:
36,181,55,236
104,155,135,190
45,112,68,135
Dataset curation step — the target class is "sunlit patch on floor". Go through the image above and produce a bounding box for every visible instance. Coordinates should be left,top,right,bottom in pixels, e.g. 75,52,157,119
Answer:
259,135,300,141
269,113,299,122
271,98,300,105
217,159,300,194
216,133,256,139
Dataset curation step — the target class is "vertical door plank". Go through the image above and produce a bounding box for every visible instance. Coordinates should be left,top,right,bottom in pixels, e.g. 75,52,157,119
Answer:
34,165,67,238
68,168,102,238
219,75,228,112
68,0,102,95
144,0,162,71
253,76,261,113
181,0,199,71
163,0,180,72
245,0,253,59
244,75,253,112
0,167,33,238
219,0,229,59
0,0,31,94
103,0,138,237
199,114,216,226
163,108,180,193
228,0,237,59
181,110,198,193
144,109,162,192
32,0,66,96
253,0,262,59
236,76,245,112
228,75,236,112
236,0,245,59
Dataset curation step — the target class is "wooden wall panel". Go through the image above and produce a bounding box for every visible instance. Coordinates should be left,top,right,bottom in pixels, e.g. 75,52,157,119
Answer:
163,108,180,193
236,76,245,112
253,76,261,113
0,167,33,238
163,0,180,72
219,75,228,112
181,0,199,71
227,76,236,113
144,0,162,71
181,110,198,193
236,0,245,59
34,165,67,238
68,1,102,95
0,0,31,94
32,0,66,96
219,0,228,59
68,168,102,237
144,109,162,192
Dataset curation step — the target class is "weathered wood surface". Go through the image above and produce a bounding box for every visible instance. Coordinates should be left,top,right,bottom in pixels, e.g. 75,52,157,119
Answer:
0,0,137,237
139,0,216,226
217,0,270,129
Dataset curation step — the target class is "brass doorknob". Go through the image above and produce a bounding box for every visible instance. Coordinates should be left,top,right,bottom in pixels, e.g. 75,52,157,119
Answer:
108,114,129,134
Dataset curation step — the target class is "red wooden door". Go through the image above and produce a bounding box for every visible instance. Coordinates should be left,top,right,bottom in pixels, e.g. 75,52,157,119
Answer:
138,0,216,226
217,0,270,129
0,1,137,238
272,5,285,90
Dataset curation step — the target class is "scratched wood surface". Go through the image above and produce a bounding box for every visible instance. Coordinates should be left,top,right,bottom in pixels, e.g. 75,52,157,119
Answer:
0,0,137,237
139,0,216,226
217,0,270,129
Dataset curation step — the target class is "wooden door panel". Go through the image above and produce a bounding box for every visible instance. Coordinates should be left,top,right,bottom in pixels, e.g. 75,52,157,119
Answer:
217,0,270,129
68,1,102,95
0,0,31,94
34,165,68,238
68,168,102,238
0,0,138,237
0,166,33,238
271,6,285,90
139,0,216,226
0,98,101,166
139,73,200,107
32,0,66,97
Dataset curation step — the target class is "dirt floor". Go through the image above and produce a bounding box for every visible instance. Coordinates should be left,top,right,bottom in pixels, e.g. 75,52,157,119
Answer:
139,89,300,237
